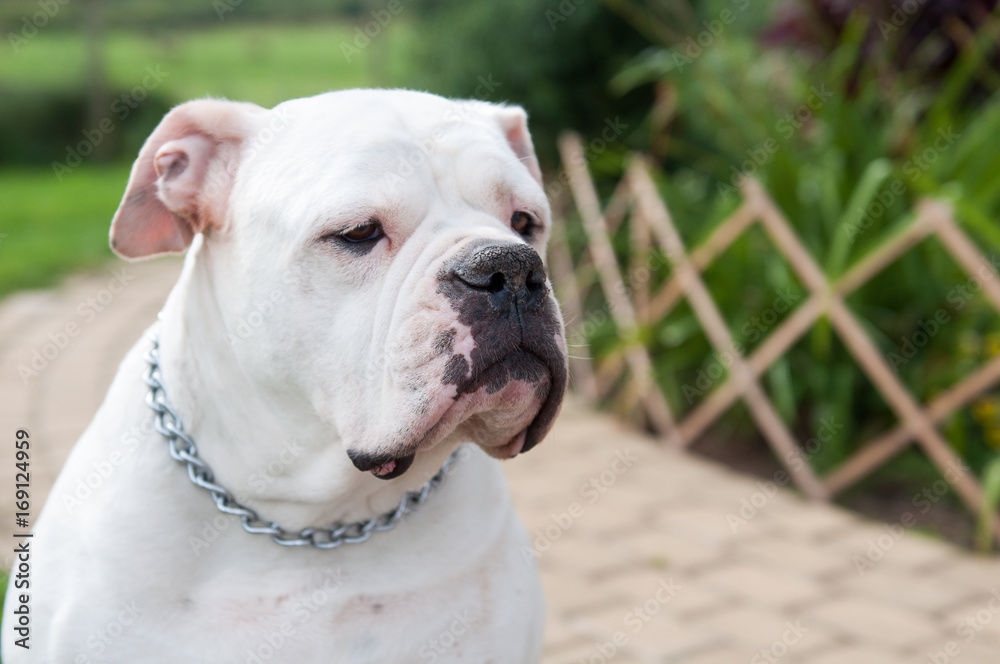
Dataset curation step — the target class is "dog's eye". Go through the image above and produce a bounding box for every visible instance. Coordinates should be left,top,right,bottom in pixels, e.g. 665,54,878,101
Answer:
340,220,384,243
510,211,534,236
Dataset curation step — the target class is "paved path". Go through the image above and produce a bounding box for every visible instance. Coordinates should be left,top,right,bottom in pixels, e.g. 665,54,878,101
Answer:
2,258,1000,663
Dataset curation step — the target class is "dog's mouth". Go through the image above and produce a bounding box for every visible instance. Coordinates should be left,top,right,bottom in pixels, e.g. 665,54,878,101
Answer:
348,347,566,480
347,449,416,479
432,347,564,456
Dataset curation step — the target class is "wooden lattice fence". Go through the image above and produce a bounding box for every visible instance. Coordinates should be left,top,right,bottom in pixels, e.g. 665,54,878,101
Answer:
553,132,1000,545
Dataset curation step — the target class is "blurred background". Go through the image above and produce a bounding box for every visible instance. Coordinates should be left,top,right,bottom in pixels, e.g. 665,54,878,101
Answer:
4,0,1000,547
3,0,1000,659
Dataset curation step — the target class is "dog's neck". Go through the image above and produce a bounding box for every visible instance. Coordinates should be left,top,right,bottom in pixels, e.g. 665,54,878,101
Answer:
152,242,458,530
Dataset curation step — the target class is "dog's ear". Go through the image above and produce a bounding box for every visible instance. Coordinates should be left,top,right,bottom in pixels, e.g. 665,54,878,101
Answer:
488,104,543,187
109,98,266,260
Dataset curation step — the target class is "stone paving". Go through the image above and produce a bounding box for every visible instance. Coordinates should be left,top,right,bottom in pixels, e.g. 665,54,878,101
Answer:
2,258,1000,663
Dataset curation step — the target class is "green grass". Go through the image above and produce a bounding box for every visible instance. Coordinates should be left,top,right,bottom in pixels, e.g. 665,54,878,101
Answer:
0,20,420,297
0,165,130,297
0,22,416,107
0,566,6,661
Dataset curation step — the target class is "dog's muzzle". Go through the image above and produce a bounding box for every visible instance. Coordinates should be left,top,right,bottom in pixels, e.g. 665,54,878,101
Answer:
347,239,568,480
437,239,567,453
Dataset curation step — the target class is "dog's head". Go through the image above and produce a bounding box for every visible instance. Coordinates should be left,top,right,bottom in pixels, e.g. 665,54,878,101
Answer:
110,90,568,479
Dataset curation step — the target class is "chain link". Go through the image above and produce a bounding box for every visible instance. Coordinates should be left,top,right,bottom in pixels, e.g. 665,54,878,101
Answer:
143,329,460,549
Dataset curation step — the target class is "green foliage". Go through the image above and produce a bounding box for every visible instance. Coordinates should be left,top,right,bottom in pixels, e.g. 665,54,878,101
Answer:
0,23,385,105
0,565,6,662
0,0,367,30
0,20,407,295
977,457,1000,552
0,165,130,297
558,5,1000,486
405,0,654,166
0,86,173,166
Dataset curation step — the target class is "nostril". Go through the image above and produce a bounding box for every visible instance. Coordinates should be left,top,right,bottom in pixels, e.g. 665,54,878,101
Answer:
486,272,506,293
526,269,545,289
455,269,509,293
450,243,546,298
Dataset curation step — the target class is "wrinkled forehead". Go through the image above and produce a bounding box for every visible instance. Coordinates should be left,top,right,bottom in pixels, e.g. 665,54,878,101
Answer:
258,92,515,174
238,93,544,232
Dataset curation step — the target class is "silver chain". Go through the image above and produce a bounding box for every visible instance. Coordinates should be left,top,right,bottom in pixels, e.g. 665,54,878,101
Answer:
142,329,460,549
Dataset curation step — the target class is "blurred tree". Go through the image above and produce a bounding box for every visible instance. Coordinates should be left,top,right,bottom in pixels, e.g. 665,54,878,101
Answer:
82,0,111,161
405,0,654,167
764,0,1000,95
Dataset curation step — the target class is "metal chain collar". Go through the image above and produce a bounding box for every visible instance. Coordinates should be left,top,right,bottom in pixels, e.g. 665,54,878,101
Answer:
142,329,460,549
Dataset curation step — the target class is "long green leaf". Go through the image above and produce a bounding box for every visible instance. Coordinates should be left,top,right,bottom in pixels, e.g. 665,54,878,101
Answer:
826,158,893,277
976,457,1000,553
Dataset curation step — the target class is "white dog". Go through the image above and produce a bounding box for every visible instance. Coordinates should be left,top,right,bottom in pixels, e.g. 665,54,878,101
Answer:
3,89,567,663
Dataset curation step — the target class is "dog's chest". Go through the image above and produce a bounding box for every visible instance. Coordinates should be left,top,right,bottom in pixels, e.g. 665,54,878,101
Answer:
112,561,503,662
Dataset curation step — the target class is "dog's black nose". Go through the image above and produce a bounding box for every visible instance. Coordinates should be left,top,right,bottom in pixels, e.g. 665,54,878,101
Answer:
452,243,547,313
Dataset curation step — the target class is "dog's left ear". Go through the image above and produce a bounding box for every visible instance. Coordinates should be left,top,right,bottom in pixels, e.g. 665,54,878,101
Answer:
488,105,543,187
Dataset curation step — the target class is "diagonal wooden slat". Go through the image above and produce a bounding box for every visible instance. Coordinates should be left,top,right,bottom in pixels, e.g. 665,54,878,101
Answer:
934,210,1000,311
630,195,653,325
745,181,1000,543
834,204,942,296
630,160,828,499
603,178,634,234
824,354,1000,494
560,134,680,443
646,201,758,322
823,202,1000,495
679,294,827,444
549,222,600,404
555,135,1000,545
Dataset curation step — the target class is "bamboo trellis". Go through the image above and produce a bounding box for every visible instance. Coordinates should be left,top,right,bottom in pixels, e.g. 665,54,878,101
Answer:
554,132,1000,543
